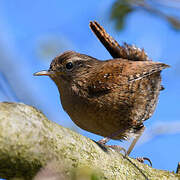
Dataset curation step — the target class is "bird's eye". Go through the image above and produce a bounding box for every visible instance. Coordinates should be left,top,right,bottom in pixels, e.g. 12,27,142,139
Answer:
65,62,73,70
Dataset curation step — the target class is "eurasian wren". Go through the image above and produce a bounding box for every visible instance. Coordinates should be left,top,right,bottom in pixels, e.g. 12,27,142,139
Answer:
34,21,169,151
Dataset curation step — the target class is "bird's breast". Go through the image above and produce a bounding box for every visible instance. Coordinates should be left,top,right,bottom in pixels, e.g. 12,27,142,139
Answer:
58,72,162,140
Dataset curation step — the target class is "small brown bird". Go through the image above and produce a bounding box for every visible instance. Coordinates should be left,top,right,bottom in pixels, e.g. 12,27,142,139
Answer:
34,21,169,155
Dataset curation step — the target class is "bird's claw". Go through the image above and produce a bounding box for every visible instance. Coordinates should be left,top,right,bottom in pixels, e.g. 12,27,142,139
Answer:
136,157,152,167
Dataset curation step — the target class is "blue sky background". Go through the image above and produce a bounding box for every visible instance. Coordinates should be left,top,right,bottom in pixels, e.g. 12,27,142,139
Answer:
0,0,180,173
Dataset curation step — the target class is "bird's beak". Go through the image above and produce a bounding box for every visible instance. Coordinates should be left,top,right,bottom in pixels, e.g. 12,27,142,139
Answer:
33,70,54,76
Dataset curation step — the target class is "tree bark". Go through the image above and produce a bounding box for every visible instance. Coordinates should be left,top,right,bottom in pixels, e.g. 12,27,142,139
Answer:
0,102,179,180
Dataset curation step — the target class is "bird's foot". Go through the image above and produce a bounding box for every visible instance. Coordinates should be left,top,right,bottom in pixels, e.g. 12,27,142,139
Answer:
97,138,152,166
97,138,127,155
97,137,110,145
136,157,152,167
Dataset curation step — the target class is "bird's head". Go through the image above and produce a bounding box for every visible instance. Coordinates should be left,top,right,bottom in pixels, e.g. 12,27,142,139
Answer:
34,51,99,84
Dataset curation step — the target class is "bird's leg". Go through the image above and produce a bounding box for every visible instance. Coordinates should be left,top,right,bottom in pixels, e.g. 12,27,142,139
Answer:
127,126,145,155
126,126,152,166
98,126,145,151
98,137,111,144
97,129,127,154
97,126,152,166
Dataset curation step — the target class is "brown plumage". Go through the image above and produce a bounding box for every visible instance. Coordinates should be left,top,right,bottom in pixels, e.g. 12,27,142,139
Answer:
89,21,149,61
34,21,169,143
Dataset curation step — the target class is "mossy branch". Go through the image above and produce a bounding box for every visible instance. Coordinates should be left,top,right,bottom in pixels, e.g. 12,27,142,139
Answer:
0,102,179,179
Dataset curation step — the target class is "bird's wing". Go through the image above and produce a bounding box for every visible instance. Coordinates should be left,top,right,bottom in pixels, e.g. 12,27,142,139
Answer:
87,59,169,97
120,60,170,82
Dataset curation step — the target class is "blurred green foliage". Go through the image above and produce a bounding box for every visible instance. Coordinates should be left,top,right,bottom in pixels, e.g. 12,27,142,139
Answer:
111,0,133,30
111,0,180,31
